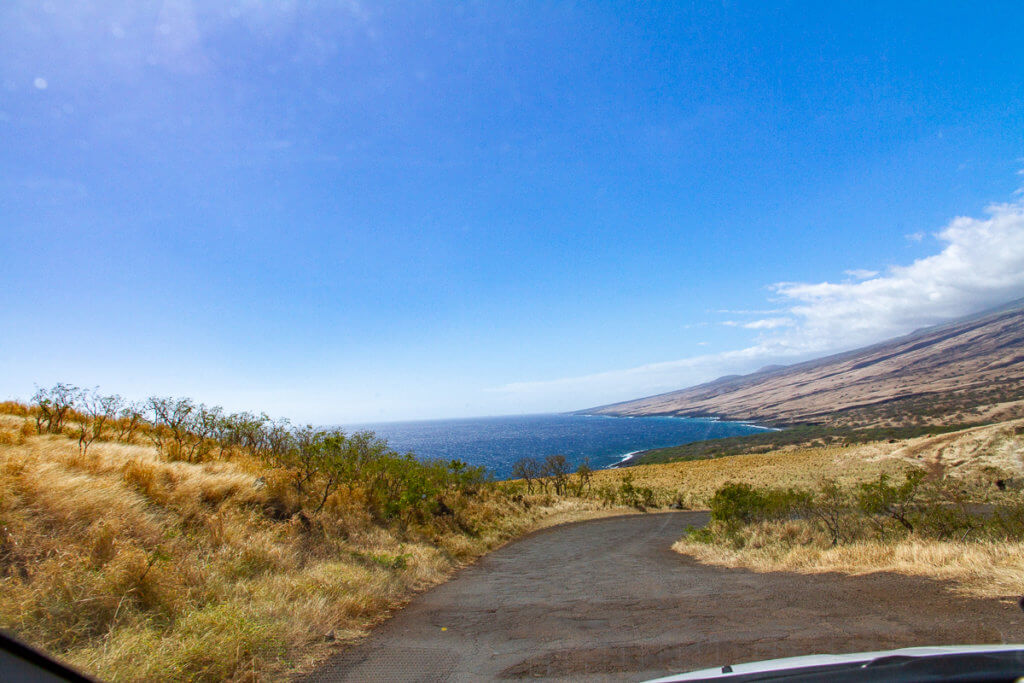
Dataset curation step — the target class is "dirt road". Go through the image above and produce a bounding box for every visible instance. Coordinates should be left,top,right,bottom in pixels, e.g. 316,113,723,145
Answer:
308,512,1024,681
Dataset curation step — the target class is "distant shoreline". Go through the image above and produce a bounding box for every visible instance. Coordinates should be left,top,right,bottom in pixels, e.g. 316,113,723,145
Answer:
606,450,641,468
595,416,781,469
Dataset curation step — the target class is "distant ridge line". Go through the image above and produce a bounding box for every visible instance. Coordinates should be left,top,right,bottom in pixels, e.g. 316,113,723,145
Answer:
580,296,1024,427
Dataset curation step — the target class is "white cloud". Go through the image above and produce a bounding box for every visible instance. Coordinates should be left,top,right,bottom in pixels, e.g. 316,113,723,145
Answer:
844,269,878,280
493,198,1024,407
905,231,926,242
715,308,786,315
742,317,793,330
765,200,1024,353
721,318,793,328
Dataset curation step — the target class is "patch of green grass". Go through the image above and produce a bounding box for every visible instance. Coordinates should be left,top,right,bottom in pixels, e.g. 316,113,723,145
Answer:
350,551,410,570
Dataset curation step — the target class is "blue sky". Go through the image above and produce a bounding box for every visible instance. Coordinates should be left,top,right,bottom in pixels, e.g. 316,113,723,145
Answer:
2,1,1024,422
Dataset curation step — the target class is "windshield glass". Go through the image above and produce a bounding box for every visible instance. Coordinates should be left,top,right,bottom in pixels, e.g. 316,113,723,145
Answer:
2,2,1023,681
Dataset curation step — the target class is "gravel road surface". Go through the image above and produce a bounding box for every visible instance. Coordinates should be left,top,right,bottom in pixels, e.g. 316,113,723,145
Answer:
308,512,1024,681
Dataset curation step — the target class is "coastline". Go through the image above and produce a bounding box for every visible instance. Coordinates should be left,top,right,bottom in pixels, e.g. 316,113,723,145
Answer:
605,450,641,469
579,411,781,430
607,449,648,468
602,419,783,469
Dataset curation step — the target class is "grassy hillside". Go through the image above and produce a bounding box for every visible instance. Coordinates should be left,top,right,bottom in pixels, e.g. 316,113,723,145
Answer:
2,384,1021,680
590,418,1024,601
672,419,1024,600
0,393,628,681
620,420,1022,506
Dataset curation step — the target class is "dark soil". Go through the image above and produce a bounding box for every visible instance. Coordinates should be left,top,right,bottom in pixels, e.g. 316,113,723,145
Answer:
307,512,1024,682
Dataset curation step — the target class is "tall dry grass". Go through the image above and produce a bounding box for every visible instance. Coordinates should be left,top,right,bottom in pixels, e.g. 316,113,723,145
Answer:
0,416,622,681
5,396,1020,679
592,419,1024,509
675,529,1024,601
589,442,912,508
672,419,1024,600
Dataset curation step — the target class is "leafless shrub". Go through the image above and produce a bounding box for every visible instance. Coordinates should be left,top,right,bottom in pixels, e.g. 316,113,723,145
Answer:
78,390,123,455
146,397,222,462
543,454,571,495
32,383,81,434
511,457,543,493
114,401,145,443
572,458,593,496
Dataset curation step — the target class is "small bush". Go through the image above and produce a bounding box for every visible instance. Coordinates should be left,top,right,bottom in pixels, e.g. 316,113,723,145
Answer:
0,427,22,446
708,482,811,527
697,469,1024,551
0,401,29,417
594,483,618,507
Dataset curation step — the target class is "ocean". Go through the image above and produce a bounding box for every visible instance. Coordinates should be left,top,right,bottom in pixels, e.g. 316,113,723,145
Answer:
343,413,771,479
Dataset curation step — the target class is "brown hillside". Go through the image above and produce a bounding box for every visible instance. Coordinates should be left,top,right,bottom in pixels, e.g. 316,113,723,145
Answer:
586,299,1024,426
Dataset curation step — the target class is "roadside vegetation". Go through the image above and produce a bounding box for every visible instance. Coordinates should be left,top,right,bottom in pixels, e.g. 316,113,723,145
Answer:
590,441,913,509
674,420,1024,599
4,384,1021,679
0,385,632,681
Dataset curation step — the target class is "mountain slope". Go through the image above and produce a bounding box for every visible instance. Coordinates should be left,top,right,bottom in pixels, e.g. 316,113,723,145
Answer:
585,299,1024,427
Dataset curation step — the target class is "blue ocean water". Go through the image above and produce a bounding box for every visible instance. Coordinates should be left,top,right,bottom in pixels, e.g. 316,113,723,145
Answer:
343,413,770,479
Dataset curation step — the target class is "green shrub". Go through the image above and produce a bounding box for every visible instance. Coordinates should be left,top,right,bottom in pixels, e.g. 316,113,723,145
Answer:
699,470,1024,548
855,470,926,533
708,482,811,527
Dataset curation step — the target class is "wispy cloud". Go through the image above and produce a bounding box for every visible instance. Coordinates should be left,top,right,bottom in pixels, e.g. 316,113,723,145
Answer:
844,269,878,280
721,317,793,329
766,200,1024,350
493,197,1024,405
493,347,771,402
715,308,786,315
742,317,793,330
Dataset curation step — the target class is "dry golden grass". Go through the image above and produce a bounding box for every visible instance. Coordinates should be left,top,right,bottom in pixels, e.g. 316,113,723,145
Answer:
674,532,1024,601
589,418,1024,509
671,418,1024,601
890,418,1024,481
0,418,625,681
0,401,29,417
6,394,1020,679
589,442,912,508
